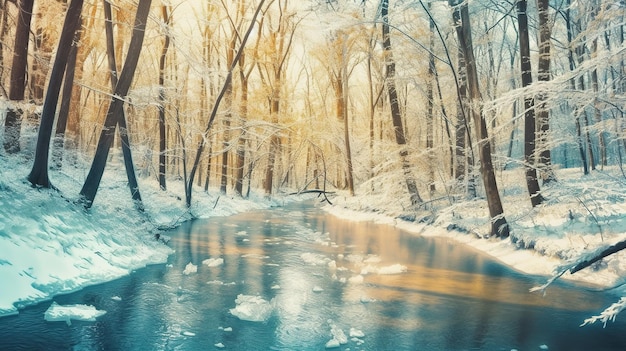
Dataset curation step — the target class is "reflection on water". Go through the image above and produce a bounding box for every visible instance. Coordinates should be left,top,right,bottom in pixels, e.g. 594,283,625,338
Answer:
1,202,626,350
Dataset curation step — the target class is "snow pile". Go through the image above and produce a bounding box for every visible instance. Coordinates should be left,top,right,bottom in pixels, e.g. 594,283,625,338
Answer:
43,302,106,325
229,294,274,322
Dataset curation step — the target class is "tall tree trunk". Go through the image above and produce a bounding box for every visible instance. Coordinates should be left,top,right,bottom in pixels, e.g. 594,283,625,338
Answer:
4,0,34,154
235,54,249,197
28,0,84,188
589,1,606,168
381,0,422,206
565,0,588,174
536,0,556,183
451,0,509,237
0,0,11,96
79,0,151,208
426,4,436,195
52,19,82,169
157,4,170,190
517,0,544,207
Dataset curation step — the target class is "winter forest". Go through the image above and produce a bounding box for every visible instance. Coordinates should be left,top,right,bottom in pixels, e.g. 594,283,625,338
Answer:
3,0,626,348
2,0,623,226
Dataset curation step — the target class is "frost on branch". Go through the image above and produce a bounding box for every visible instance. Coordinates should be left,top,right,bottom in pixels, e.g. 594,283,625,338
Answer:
531,239,626,326
581,297,626,327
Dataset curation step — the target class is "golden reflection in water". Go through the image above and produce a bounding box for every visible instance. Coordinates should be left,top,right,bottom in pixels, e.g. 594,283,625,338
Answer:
311,211,604,312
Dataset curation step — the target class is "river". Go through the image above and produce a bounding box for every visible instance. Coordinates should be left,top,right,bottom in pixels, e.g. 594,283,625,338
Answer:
1,201,625,350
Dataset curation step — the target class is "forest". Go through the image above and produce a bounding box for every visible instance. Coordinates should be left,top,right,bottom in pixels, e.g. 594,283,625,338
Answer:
1,1,625,242
4,0,626,340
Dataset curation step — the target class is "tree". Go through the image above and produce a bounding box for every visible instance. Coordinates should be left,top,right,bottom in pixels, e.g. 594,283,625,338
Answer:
259,0,298,196
157,4,171,191
183,0,266,207
52,17,82,169
381,0,423,206
79,0,152,208
28,0,84,188
536,0,556,184
517,0,544,207
450,0,509,238
4,0,34,154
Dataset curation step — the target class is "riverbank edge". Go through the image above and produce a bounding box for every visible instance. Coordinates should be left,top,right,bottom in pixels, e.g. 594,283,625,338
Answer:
322,202,622,290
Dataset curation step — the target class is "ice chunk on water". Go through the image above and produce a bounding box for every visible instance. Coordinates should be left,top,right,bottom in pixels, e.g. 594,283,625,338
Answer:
182,262,197,275
111,296,122,301
312,286,324,292
301,252,329,265
181,331,195,336
202,257,224,267
325,339,340,348
44,302,106,325
376,263,407,275
229,294,273,322
361,263,407,275
349,327,365,338
325,320,348,347
539,345,549,350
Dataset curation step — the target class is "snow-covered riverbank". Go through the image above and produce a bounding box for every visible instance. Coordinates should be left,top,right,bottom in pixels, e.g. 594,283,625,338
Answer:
324,167,626,291
0,151,290,317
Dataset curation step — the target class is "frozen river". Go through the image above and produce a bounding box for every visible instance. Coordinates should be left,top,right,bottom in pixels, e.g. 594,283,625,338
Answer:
1,201,626,350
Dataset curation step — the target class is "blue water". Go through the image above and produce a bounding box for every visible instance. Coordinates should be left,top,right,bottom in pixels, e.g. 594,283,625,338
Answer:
1,201,625,350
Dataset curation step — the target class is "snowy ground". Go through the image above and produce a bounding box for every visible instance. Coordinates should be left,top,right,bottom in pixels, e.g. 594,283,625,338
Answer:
0,146,290,317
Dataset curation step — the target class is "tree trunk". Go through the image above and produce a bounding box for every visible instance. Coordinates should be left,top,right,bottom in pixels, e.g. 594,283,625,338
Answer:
381,0,422,206
157,4,170,190
4,0,34,154
79,0,151,208
517,0,544,207
28,0,84,188
451,0,509,237
426,4,436,195
536,0,556,183
53,19,82,169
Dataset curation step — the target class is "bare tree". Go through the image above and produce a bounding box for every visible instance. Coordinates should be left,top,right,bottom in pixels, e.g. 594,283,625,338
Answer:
517,0,544,207
536,0,556,183
450,0,509,238
381,0,423,206
4,0,34,154
157,4,171,190
79,0,152,208
28,0,84,188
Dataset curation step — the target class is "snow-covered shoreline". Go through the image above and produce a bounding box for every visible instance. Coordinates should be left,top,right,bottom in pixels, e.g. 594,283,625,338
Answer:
0,150,291,318
323,168,626,291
